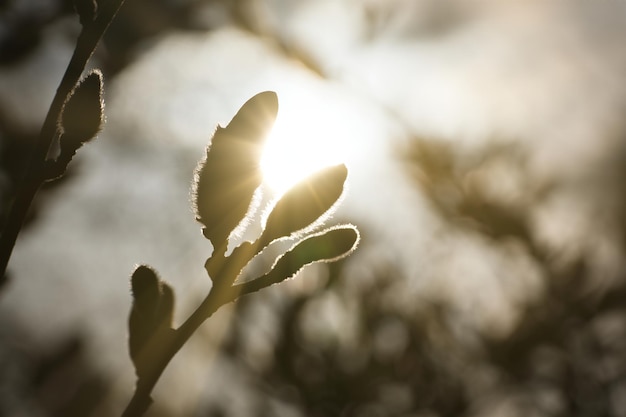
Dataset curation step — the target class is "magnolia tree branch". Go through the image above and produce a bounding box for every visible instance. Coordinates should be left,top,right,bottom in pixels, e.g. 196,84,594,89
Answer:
0,0,127,278
121,283,239,417
0,7,360,415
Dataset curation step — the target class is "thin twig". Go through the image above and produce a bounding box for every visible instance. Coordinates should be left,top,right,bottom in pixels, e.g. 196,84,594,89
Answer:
0,0,127,278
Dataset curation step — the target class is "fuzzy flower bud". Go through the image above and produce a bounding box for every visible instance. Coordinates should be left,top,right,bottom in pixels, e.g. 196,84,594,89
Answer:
60,69,104,146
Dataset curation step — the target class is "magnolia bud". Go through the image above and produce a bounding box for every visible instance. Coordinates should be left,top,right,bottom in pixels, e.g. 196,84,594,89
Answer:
60,70,104,146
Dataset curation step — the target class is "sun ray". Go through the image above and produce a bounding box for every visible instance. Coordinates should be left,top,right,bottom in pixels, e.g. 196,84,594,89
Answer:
260,99,349,195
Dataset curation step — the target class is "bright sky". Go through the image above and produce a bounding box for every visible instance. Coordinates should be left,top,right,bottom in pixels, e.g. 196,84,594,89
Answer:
260,94,352,195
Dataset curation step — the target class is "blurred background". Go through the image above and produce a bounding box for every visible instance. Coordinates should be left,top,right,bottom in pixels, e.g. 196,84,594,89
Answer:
1,0,626,416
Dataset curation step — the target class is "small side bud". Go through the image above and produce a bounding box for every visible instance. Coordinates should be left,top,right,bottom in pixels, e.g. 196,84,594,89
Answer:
156,282,175,329
130,265,161,311
128,265,176,377
45,70,104,181
60,70,104,147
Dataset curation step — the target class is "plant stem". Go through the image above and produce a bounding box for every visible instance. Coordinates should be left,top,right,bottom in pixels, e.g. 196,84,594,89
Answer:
122,241,262,416
121,284,240,417
0,0,127,279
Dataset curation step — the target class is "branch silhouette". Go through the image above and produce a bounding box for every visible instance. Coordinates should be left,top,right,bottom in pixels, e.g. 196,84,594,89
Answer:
0,5,360,414
123,91,359,416
0,0,127,279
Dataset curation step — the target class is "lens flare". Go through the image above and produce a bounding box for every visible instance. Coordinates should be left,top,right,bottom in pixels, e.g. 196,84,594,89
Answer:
260,101,349,195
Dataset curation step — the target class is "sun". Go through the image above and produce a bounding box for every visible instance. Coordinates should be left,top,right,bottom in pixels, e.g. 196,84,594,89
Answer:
260,100,349,195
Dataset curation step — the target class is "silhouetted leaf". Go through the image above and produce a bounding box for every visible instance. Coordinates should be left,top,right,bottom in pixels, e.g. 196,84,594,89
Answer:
59,70,104,149
260,164,348,246
237,225,359,295
193,91,278,250
128,265,175,377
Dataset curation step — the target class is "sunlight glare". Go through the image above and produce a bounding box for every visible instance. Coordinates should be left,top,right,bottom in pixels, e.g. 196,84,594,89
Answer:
261,100,350,195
